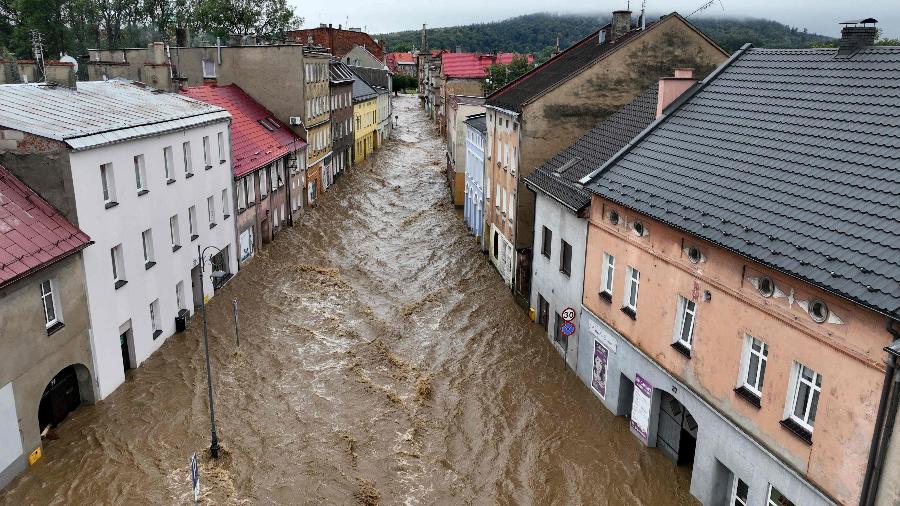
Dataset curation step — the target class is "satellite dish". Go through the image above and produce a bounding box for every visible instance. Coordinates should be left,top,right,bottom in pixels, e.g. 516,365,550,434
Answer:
59,54,78,73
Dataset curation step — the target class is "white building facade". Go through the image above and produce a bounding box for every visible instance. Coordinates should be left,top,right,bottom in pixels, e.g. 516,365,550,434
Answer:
463,114,486,241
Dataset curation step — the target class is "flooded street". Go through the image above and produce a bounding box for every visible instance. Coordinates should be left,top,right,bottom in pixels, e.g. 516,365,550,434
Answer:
0,96,694,505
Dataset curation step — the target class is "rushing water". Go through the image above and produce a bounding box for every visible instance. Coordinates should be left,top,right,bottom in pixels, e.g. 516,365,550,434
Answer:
0,96,695,506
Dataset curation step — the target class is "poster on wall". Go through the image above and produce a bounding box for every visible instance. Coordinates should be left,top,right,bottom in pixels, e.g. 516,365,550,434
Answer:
239,228,254,262
591,340,609,399
630,374,653,444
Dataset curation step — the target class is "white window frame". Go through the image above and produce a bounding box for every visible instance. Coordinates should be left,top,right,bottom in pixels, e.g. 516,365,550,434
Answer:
259,169,268,198
623,266,640,312
188,205,198,239
110,244,125,284
767,485,796,506
207,196,216,227
730,476,749,506
202,136,212,168
141,229,155,266
164,146,175,181
183,141,193,176
176,281,185,311
786,362,822,432
221,189,230,218
739,335,768,396
100,163,116,204
134,155,147,193
601,252,615,296
673,295,697,348
217,132,226,163
169,215,180,249
40,279,62,328
149,299,161,335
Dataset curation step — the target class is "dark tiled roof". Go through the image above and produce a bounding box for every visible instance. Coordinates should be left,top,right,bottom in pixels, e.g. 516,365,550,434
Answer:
584,45,900,317
486,24,646,112
464,113,487,134
350,69,378,102
330,60,355,83
0,164,90,288
349,65,391,90
524,87,658,212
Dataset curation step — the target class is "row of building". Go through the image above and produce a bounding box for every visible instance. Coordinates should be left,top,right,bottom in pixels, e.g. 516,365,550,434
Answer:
432,11,900,506
0,26,396,489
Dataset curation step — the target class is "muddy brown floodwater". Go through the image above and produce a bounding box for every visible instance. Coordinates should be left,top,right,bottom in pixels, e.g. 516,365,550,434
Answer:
1,96,695,506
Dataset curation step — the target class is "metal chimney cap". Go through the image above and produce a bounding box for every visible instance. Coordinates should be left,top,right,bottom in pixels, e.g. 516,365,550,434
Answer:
840,18,878,25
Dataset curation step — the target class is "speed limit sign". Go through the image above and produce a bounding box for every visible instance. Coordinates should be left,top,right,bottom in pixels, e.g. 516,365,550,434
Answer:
562,307,576,322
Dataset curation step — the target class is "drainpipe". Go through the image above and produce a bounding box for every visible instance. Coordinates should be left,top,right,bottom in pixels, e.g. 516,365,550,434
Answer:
860,318,900,506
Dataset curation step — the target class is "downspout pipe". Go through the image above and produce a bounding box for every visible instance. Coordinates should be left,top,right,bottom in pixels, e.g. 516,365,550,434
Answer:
860,318,900,506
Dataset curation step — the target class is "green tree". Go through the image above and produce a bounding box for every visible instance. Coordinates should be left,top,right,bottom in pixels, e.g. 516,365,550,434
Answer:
483,56,532,95
194,0,301,41
390,41,412,52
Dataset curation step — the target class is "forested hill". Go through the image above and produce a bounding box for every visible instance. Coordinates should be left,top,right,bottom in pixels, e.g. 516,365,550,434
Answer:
377,13,833,58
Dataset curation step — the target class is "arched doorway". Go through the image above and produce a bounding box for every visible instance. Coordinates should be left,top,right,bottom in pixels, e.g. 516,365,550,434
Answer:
37,365,92,434
657,392,698,468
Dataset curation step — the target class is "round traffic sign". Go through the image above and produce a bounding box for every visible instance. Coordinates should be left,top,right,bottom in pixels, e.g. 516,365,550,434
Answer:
561,321,576,337
562,307,576,322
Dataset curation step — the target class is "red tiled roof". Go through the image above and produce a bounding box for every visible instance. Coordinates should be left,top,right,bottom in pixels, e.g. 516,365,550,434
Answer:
287,28,384,59
386,52,415,72
180,84,306,179
441,52,535,79
0,165,90,288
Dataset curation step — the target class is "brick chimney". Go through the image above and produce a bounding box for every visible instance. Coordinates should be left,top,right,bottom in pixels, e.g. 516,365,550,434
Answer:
836,18,878,58
656,68,695,118
44,61,76,89
611,10,632,39
147,42,166,65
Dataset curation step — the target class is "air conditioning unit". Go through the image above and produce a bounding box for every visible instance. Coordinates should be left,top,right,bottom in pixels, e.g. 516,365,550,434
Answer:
289,117,303,126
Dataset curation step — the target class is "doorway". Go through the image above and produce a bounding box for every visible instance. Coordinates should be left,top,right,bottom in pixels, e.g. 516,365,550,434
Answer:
119,321,135,373
657,392,698,468
38,366,82,431
191,264,203,308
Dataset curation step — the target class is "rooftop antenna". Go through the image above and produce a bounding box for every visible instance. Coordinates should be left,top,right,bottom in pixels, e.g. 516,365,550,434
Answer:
639,0,647,29
30,30,45,81
687,0,725,18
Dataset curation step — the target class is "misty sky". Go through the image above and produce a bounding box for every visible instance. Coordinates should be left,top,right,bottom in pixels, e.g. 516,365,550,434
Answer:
293,0,899,39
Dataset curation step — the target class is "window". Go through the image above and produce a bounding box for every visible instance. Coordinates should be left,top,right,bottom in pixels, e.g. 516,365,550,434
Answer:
608,210,620,225
541,226,552,258
631,220,646,236
134,155,147,195
176,281,185,311
600,253,615,299
787,363,822,433
730,477,749,506
554,312,568,349
758,276,775,297
202,136,212,168
623,266,639,316
809,299,829,323
217,132,226,163
164,146,175,182
259,169,268,198
183,142,193,177
149,299,162,339
40,279,62,329
141,229,155,269
221,189,230,218
537,294,550,331
246,173,256,204
276,162,284,187
188,206,198,240
169,215,181,251
111,244,126,288
673,295,697,352
740,336,768,397
687,246,702,263
207,196,216,228
767,486,796,506
100,163,116,207
559,240,572,276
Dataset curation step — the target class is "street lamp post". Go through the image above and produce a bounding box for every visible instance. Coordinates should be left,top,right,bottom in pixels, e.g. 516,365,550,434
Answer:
197,245,226,458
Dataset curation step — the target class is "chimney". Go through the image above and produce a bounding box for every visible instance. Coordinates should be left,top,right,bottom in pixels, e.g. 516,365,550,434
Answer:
611,10,632,39
147,42,167,65
44,61,76,89
836,18,878,58
656,68,695,118
175,27,191,48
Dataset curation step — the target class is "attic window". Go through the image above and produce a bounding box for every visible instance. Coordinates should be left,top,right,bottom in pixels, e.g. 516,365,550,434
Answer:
631,221,646,236
258,119,275,131
758,276,775,298
809,300,829,323
265,117,280,129
608,210,620,225
687,246,702,264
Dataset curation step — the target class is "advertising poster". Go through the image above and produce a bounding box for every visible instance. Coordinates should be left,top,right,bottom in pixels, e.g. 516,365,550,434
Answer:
630,374,653,443
591,340,609,399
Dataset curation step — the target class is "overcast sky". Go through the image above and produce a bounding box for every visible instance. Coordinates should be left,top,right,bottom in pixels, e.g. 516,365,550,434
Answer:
293,0,899,39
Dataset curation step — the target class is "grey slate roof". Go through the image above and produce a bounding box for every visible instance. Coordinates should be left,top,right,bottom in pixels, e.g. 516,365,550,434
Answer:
524,87,658,212
330,60,355,84
583,45,900,317
464,113,487,135
350,69,378,102
0,79,229,151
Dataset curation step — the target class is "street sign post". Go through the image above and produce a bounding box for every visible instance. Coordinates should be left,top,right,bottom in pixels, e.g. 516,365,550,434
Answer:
190,452,200,504
561,307,576,322
561,321,576,337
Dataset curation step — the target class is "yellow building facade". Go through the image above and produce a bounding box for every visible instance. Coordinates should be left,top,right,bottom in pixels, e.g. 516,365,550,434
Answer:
353,98,378,164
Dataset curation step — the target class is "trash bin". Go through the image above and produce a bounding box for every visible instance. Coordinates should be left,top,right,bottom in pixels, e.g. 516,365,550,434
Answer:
175,310,189,332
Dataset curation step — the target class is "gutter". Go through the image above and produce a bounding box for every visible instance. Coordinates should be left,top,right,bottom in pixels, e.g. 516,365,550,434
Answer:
579,43,754,186
485,104,520,118
860,319,900,506
0,240,94,291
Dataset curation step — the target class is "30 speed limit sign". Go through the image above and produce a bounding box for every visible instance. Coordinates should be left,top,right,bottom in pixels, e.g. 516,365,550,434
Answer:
562,307,576,322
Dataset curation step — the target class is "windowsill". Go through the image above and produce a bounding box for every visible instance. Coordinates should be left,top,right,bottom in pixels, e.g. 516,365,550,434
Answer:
780,418,813,445
248,201,256,208
238,208,247,215
185,172,194,179
620,306,637,320
152,329,163,340
559,269,571,278
137,189,149,197
671,341,692,358
46,321,65,336
114,279,128,290
219,160,227,165
541,252,550,259
172,245,182,252
734,386,762,408
261,194,268,201
167,178,176,185
105,201,119,209
599,291,613,303
205,165,213,170
144,261,156,270
209,223,217,229
191,234,199,242
223,214,231,220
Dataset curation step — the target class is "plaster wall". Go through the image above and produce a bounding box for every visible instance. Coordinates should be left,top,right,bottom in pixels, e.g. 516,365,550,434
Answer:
484,109,518,246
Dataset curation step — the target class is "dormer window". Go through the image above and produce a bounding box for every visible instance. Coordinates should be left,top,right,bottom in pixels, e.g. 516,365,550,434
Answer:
631,221,646,236
758,276,775,298
608,210,620,225
687,246,702,264
809,300,829,323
